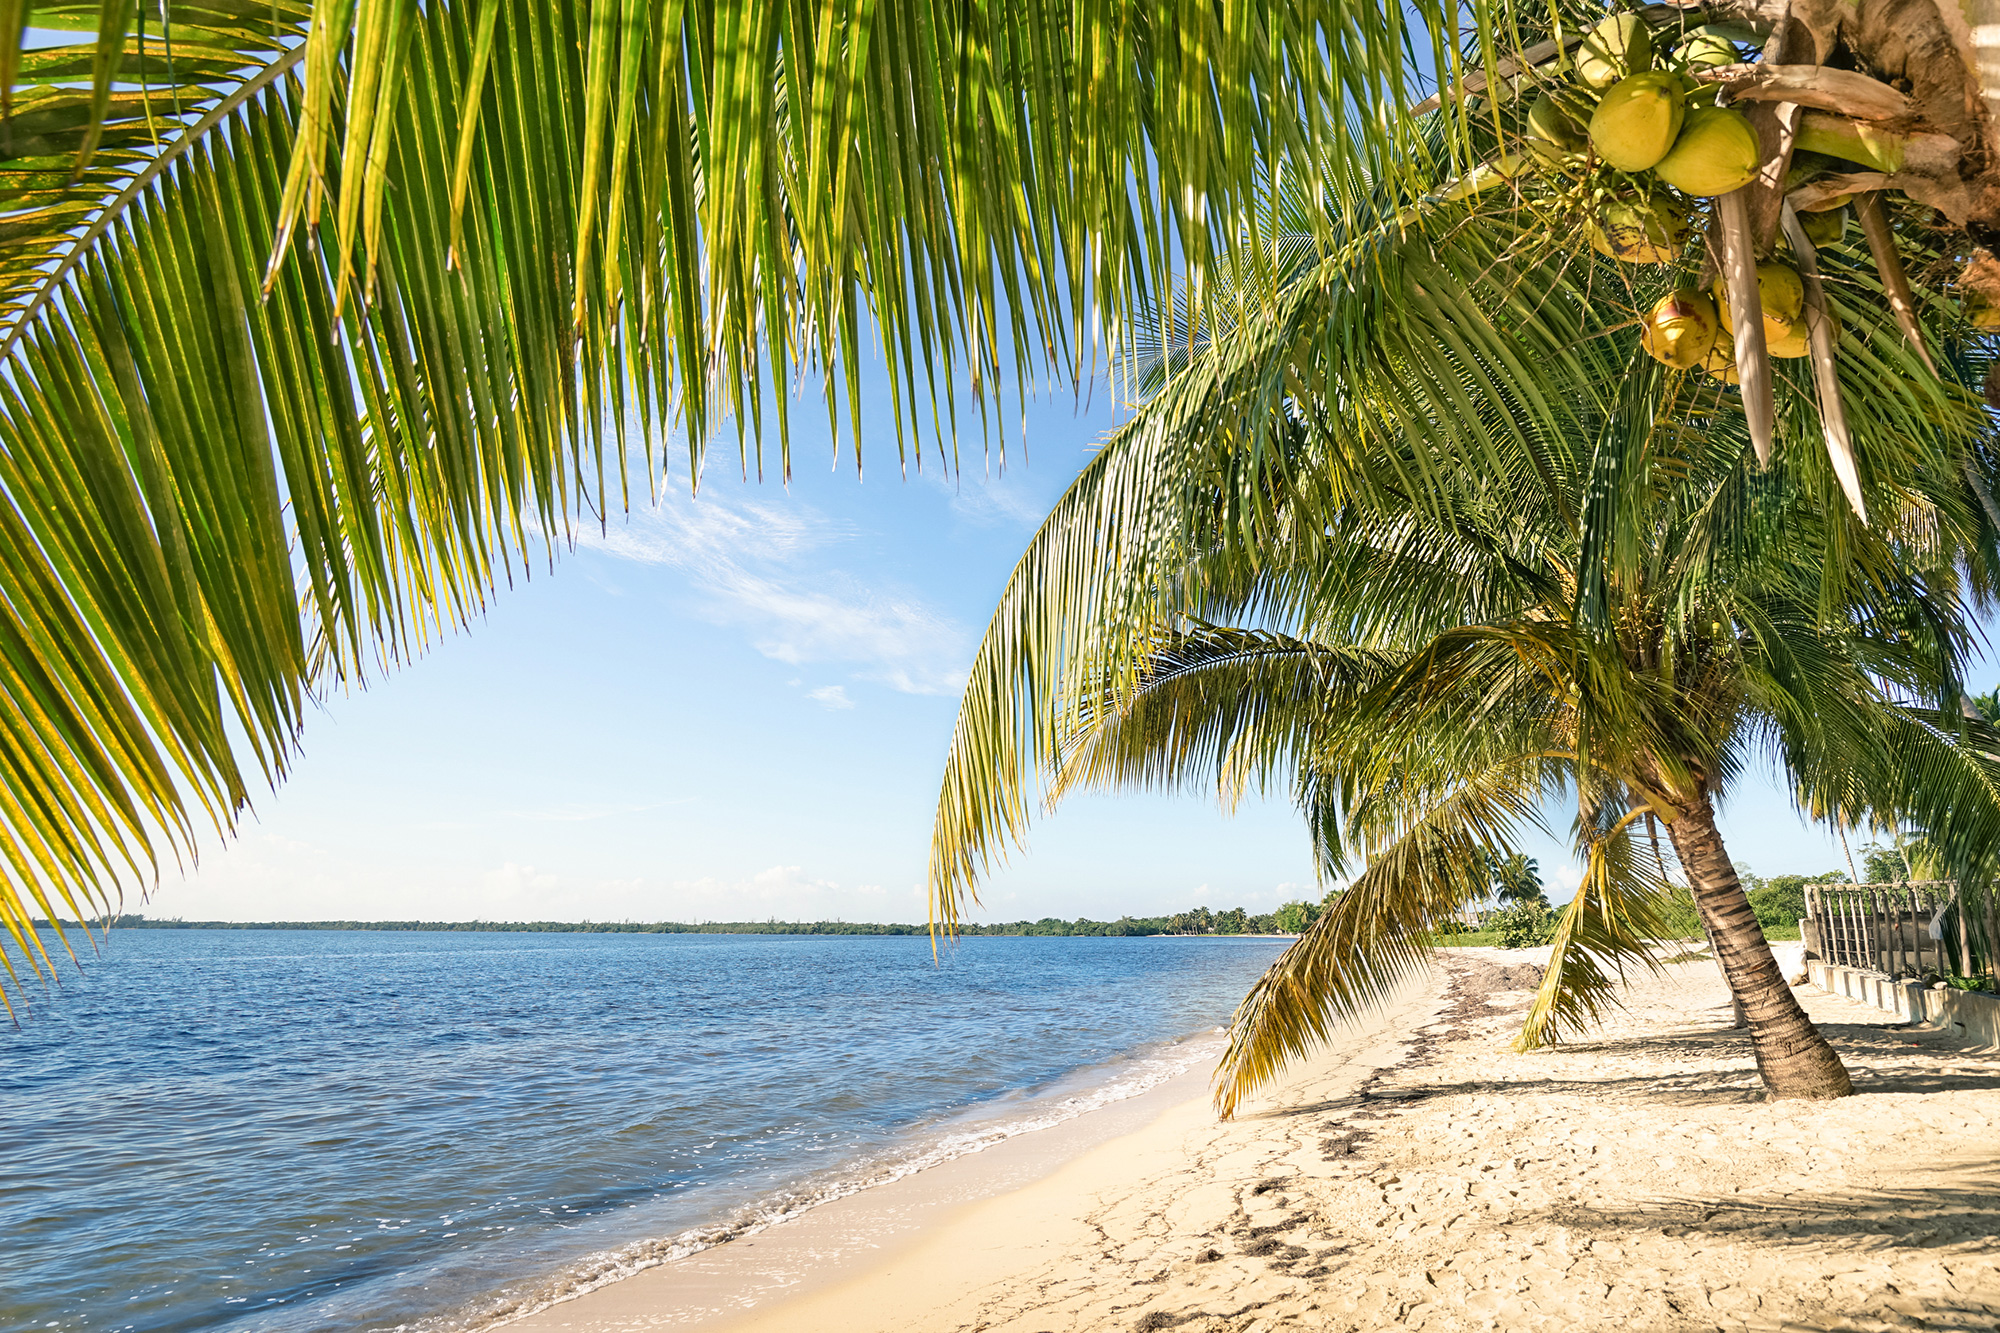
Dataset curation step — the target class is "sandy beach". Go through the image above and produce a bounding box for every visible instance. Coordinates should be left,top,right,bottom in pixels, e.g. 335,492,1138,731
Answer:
508,950,2000,1332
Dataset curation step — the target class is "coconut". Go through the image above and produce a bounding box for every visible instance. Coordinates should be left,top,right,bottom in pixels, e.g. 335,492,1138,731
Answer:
1577,12,1653,89
1589,73,1686,172
1652,106,1758,196
1641,289,1719,369
1698,337,1741,384
1768,320,1812,358
1675,28,1739,70
1525,91,1588,164
1799,207,1846,248
1587,195,1690,264
1713,262,1804,333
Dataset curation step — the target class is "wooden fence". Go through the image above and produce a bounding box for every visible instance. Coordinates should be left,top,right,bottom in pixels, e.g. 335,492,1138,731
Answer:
1803,880,1988,979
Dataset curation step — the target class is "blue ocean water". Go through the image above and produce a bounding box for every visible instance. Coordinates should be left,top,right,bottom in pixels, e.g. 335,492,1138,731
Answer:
4,929,1286,1333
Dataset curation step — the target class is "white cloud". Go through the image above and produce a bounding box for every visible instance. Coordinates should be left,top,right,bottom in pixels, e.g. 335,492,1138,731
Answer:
808,684,855,710
571,493,969,695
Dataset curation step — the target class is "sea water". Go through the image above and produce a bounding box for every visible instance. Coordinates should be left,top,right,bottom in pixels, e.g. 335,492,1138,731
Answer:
4,929,1287,1332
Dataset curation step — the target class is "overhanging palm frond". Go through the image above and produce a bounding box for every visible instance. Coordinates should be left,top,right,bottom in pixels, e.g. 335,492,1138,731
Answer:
0,2,310,353
0,4,707,997
0,0,1492,1000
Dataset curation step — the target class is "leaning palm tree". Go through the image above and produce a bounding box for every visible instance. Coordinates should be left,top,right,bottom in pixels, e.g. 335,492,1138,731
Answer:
928,178,2000,1103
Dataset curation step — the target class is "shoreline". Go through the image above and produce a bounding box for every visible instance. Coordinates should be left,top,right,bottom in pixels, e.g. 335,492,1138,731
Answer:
501,948,2000,1332
500,974,1446,1332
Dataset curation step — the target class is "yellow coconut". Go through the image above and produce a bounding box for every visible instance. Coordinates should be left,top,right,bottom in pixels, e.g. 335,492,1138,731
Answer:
1589,73,1686,172
1799,206,1846,248
1641,289,1719,369
1768,320,1812,358
1713,262,1804,333
1675,28,1739,70
1653,106,1758,196
1698,336,1741,384
1525,90,1588,164
1587,195,1690,264
1967,296,2000,330
1799,191,1852,213
1576,12,1653,89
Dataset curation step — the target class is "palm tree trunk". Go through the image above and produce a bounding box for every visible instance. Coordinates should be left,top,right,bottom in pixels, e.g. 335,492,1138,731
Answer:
1665,794,1853,1099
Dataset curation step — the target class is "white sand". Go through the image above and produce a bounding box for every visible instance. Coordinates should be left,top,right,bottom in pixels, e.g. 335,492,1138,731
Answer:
506,950,2000,1332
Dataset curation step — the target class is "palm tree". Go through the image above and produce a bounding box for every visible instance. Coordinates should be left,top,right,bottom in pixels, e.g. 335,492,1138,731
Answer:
1490,853,1548,909
926,172,2000,1104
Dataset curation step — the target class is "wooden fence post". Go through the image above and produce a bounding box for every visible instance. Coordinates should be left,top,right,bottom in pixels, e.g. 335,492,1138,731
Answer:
1911,885,1927,976
1960,889,1975,979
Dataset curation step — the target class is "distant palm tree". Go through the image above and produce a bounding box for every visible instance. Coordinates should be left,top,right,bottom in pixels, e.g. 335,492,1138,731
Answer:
1490,854,1548,909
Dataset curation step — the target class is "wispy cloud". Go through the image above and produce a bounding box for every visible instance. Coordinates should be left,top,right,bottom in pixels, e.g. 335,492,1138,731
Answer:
573,493,969,695
932,471,1057,529
807,685,855,710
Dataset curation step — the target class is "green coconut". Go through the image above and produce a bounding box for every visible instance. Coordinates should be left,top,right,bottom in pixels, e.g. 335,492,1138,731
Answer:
1799,207,1846,248
1589,73,1686,172
1674,28,1740,71
1641,289,1720,369
1653,106,1758,196
1713,261,1805,333
1587,195,1690,264
1576,12,1653,89
1525,90,1589,164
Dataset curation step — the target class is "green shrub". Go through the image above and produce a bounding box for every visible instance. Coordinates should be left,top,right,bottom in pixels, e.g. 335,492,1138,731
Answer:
1494,902,1560,948
1748,876,1811,929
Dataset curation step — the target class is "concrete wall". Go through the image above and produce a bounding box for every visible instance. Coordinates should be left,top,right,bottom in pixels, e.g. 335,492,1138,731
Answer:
1807,960,2000,1048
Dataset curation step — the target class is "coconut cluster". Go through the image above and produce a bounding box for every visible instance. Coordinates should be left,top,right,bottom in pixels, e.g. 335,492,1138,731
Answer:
1512,10,1861,376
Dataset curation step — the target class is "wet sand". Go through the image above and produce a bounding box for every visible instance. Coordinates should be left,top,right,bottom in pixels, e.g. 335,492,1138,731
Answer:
504,949,2000,1332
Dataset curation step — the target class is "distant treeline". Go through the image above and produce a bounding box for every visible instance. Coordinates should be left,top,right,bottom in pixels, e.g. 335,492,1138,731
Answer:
65,902,1330,938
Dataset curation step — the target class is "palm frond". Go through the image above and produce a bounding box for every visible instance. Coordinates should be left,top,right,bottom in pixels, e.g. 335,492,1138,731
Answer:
1518,809,1673,1049
1212,761,1539,1118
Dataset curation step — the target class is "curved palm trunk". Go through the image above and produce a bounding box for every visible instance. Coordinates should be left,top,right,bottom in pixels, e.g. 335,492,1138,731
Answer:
1665,795,1853,1099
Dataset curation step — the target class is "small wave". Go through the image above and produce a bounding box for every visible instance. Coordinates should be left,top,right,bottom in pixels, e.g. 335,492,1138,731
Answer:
453,1028,1229,1332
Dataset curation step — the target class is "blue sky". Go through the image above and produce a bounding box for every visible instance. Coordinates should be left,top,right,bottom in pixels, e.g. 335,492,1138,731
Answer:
148,387,1947,925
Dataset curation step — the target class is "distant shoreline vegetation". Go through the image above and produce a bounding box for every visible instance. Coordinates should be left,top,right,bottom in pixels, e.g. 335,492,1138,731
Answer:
45,902,1331,938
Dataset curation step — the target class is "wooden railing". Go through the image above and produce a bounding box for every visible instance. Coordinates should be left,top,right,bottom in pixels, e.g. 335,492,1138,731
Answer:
1804,881,1975,978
